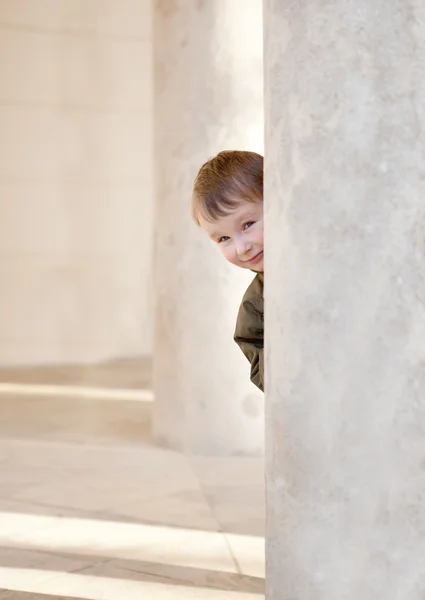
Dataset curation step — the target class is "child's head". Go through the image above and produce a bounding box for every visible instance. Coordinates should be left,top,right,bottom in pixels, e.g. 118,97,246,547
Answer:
192,150,264,272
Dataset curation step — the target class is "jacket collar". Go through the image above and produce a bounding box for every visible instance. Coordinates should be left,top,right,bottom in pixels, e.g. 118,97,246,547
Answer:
251,270,264,282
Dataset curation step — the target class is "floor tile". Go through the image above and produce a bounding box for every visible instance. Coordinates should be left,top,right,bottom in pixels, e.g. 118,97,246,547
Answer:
189,457,265,537
0,362,265,599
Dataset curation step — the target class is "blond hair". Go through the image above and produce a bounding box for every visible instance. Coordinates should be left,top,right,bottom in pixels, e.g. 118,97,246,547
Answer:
192,150,263,224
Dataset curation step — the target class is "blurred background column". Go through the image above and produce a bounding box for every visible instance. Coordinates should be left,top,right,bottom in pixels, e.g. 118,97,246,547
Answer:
264,0,425,597
153,0,264,455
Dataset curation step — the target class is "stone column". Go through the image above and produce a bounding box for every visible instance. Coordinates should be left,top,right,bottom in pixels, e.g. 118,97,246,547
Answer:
153,1,264,455
264,0,425,597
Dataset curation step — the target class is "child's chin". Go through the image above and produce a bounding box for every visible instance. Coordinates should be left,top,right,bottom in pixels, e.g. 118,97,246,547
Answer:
246,262,263,273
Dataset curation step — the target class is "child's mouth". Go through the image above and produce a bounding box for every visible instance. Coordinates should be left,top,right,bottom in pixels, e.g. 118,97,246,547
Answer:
247,251,263,264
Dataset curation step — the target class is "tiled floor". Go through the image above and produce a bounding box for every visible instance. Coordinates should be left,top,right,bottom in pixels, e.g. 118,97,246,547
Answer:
0,360,265,599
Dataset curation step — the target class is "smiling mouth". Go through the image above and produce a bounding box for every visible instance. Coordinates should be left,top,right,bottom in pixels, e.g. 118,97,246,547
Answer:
246,251,263,264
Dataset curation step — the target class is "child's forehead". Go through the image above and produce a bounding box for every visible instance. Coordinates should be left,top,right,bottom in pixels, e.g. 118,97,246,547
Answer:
200,202,262,236
218,202,261,222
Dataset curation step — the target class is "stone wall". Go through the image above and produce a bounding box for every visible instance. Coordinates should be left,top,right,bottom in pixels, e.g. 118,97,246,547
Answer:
0,0,154,365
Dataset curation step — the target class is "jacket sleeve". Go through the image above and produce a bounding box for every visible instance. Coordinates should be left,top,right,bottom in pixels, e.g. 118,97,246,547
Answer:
234,295,264,392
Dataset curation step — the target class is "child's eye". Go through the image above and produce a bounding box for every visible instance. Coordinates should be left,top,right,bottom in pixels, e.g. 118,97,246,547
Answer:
218,236,230,243
243,221,255,230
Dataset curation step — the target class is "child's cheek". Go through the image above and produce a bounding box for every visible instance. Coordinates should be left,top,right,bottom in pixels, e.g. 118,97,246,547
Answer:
256,221,264,240
219,244,228,259
222,246,237,266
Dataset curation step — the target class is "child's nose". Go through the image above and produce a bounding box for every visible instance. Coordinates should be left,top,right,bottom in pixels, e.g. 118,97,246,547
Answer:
236,239,252,256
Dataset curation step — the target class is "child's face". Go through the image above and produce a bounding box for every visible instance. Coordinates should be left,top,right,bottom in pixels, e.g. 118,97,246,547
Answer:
199,200,264,272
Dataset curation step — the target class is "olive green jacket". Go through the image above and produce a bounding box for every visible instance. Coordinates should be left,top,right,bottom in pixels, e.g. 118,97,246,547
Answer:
234,272,264,392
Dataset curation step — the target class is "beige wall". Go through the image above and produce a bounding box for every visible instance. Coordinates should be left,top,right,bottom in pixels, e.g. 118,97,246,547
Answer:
0,0,154,365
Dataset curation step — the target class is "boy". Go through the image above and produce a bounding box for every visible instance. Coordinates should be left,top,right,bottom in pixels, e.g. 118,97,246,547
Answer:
191,150,264,392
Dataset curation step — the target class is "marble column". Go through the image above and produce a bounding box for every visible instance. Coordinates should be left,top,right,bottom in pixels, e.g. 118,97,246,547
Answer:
264,0,425,597
153,1,264,455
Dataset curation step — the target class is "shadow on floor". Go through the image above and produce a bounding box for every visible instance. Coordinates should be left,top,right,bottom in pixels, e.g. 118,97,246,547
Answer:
0,359,265,544
0,547,265,595
0,394,153,446
0,357,153,390
0,593,84,600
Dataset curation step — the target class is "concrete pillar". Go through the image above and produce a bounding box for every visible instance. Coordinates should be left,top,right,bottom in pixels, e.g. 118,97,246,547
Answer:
153,1,264,455
264,0,425,597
